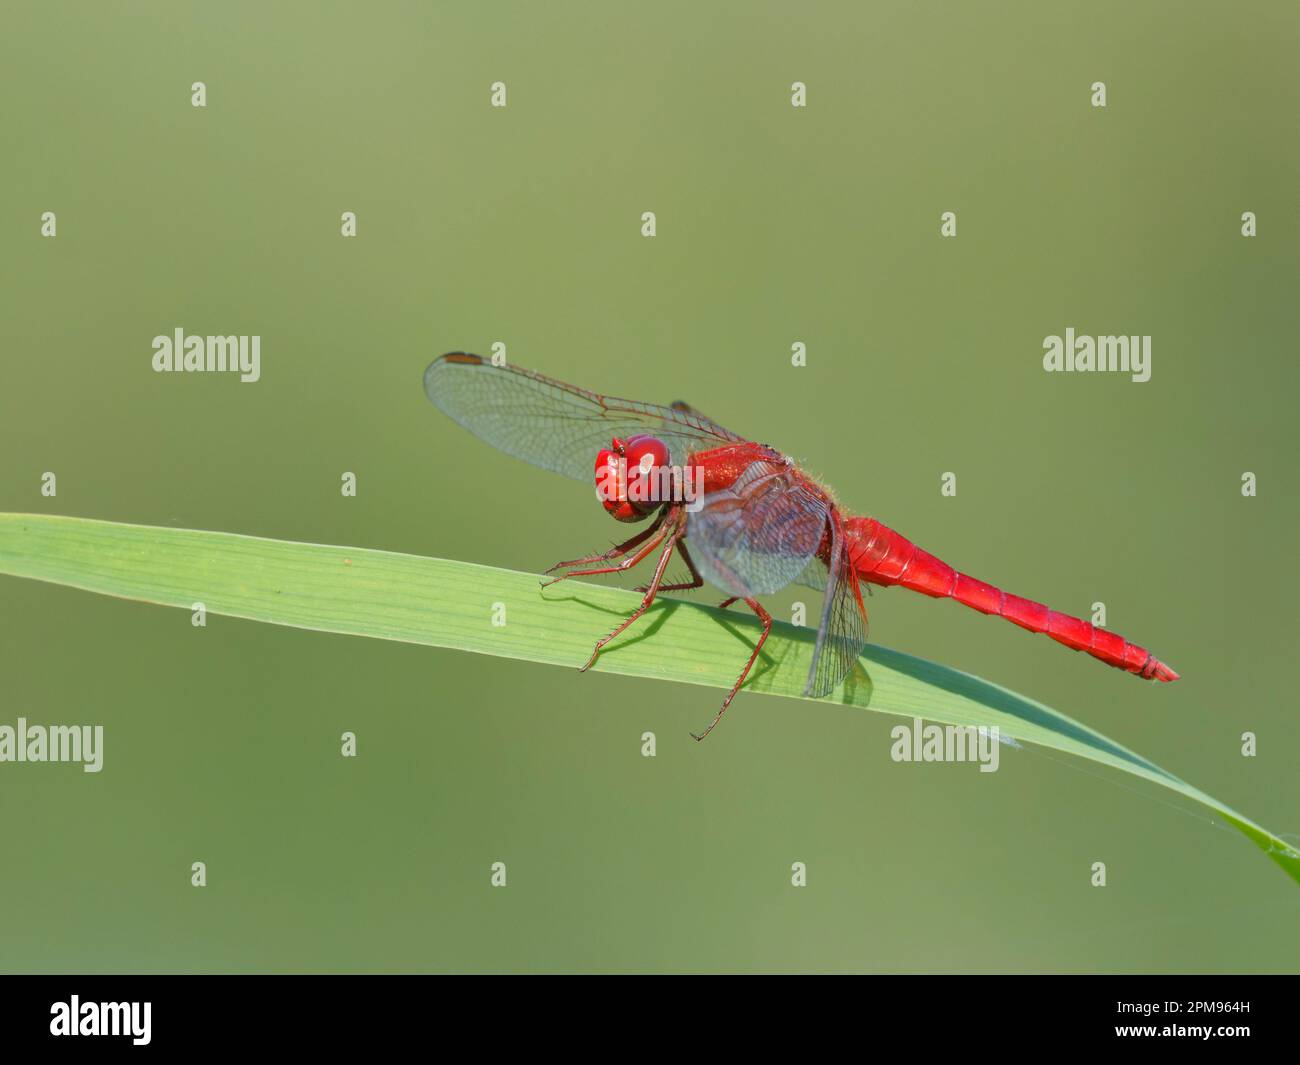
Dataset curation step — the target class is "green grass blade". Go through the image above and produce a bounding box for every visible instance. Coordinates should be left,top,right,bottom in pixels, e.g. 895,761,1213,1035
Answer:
2,512,1295,885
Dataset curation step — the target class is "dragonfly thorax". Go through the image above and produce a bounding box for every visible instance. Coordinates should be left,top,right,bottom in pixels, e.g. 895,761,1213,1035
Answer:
594,435,671,523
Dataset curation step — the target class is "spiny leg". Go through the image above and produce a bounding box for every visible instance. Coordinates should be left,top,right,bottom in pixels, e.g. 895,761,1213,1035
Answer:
691,597,772,741
636,538,704,594
580,519,683,671
543,519,662,576
541,518,669,588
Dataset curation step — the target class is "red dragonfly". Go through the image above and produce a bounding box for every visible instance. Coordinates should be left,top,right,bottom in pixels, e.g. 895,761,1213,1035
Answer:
425,353,1178,739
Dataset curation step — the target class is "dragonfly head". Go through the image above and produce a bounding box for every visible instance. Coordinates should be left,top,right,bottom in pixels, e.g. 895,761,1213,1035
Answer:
594,435,670,522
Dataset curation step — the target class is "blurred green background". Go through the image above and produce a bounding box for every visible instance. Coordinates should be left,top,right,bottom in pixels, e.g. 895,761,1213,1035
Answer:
1,1,1297,972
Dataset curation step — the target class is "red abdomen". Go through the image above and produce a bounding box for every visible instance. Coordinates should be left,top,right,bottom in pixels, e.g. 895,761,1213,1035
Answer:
843,516,1178,682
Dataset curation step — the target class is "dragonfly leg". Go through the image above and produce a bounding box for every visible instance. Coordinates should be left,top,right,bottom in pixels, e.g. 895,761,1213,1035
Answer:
635,538,704,593
543,520,661,577
541,518,668,588
579,515,684,671
717,597,738,609
691,598,772,741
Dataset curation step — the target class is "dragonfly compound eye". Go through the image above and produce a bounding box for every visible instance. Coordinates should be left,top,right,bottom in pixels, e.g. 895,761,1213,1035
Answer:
623,435,670,513
594,436,669,522
595,445,637,521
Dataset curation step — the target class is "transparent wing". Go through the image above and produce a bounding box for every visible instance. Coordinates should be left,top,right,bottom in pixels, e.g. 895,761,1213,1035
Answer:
686,459,831,599
794,556,828,592
804,516,869,699
670,399,725,427
424,353,743,481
